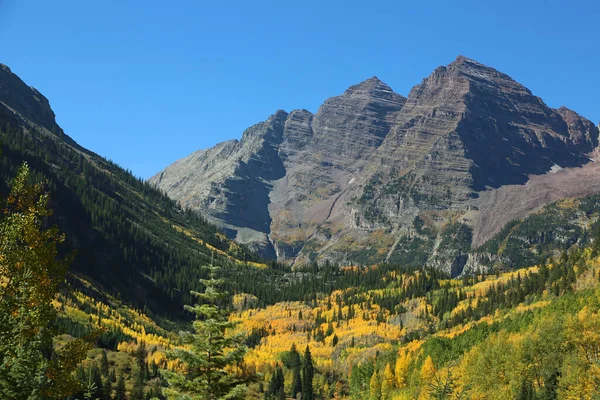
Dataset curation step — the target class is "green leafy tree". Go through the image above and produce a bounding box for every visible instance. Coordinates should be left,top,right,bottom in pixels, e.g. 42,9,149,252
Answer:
0,162,87,399
163,264,247,399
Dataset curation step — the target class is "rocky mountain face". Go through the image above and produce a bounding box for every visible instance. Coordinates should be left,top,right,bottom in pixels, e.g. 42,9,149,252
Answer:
0,64,61,134
0,64,83,150
150,56,600,275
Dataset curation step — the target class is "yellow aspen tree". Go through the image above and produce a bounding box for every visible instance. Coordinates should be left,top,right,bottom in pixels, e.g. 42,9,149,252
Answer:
381,363,395,399
420,356,436,384
369,369,382,400
395,350,412,388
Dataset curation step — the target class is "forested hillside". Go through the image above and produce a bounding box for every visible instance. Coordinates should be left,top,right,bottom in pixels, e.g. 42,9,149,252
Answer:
236,239,600,399
0,114,266,316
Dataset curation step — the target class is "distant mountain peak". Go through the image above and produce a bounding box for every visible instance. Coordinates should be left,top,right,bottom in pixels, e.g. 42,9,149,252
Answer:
451,55,484,66
344,76,395,95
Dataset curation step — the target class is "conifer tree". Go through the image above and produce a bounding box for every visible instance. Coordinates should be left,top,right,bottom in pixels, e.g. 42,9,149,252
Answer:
289,344,303,398
135,341,148,383
114,371,126,400
302,346,314,400
517,379,535,400
101,377,112,400
90,362,104,399
163,263,247,399
267,365,285,399
100,350,110,376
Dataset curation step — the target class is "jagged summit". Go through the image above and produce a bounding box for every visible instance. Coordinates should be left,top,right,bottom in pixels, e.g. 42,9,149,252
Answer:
341,76,404,105
347,76,387,90
151,58,599,274
452,54,484,65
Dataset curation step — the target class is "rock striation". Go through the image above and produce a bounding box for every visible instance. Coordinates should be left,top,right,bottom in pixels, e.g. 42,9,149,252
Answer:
150,56,600,275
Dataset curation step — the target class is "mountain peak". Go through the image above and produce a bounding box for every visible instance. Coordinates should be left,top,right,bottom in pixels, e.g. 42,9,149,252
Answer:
451,55,484,66
345,76,393,94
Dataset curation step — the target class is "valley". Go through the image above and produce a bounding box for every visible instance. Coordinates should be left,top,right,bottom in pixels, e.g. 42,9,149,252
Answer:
1,56,600,400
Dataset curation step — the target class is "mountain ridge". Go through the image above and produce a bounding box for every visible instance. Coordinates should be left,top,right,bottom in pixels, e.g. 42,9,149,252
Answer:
151,56,599,275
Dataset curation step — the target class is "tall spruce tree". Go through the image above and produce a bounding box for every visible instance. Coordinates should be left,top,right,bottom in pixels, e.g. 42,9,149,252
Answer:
302,346,314,400
114,371,126,400
267,365,285,399
163,263,248,399
289,344,302,398
100,350,110,376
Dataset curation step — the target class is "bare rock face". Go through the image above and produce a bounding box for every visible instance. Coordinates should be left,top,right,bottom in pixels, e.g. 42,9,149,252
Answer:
0,64,62,136
151,111,288,257
150,56,599,274
357,57,597,221
0,64,84,150
150,77,406,259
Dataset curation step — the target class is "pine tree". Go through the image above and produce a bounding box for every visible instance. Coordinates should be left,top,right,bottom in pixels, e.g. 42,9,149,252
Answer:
135,341,148,383
114,371,126,400
267,366,285,399
100,350,110,376
302,346,314,400
290,344,303,398
101,377,112,400
517,379,535,400
90,362,104,400
130,371,145,400
162,264,248,399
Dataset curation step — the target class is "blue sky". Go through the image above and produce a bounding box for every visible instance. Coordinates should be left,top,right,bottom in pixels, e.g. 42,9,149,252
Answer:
1,0,599,178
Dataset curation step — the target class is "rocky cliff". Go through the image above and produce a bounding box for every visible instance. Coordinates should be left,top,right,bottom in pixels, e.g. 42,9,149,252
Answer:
150,56,600,275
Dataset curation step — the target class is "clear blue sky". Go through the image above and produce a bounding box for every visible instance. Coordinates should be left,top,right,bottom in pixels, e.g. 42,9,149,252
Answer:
1,1,598,179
